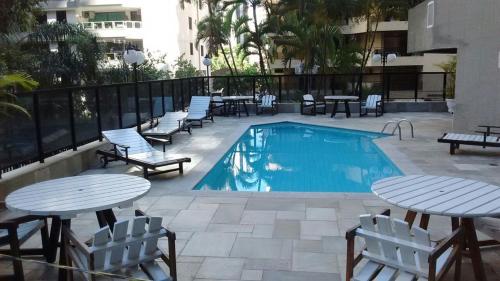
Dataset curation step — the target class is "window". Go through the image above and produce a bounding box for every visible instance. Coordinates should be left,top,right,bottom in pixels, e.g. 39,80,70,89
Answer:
200,45,204,56
56,11,67,23
188,17,192,30
426,1,434,28
190,43,194,55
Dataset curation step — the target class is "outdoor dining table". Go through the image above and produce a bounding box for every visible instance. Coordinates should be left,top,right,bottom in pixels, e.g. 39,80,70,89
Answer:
372,175,500,281
5,174,151,281
324,95,359,118
221,95,254,117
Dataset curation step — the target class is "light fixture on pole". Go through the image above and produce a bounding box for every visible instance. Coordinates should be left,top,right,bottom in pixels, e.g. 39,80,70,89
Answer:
202,54,212,93
372,51,397,99
123,44,145,132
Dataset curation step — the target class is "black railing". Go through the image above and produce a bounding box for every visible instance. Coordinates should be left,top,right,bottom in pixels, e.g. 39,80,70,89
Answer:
0,72,450,176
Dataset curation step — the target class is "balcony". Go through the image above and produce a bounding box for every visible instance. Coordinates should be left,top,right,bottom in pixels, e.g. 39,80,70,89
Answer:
82,20,143,39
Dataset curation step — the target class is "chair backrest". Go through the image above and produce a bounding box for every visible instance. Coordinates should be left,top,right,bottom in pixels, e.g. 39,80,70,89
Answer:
102,128,155,155
156,111,188,130
303,94,314,106
188,96,211,115
211,95,224,102
260,95,276,106
365,95,382,109
90,216,165,272
357,214,432,277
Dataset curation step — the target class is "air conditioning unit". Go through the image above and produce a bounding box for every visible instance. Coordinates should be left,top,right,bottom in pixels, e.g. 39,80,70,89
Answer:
82,11,95,19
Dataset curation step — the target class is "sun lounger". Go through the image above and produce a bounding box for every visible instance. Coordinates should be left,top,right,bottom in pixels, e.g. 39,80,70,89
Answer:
186,96,212,127
96,128,191,178
142,111,191,145
438,125,500,154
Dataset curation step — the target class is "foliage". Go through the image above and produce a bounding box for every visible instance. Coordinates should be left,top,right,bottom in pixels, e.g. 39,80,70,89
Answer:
436,56,457,99
0,73,38,118
0,0,43,34
174,54,201,78
0,23,103,87
211,46,259,75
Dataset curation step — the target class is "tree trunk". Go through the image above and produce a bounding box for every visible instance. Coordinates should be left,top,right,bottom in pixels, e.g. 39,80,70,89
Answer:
220,43,235,76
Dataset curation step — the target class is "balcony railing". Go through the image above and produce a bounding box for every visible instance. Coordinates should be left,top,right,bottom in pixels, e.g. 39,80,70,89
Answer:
82,20,142,30
1,72,451,177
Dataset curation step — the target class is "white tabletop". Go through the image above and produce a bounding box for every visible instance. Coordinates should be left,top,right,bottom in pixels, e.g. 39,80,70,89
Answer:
6,174,151,219
221,96,254,101
372,175,500,218
324,95,359,100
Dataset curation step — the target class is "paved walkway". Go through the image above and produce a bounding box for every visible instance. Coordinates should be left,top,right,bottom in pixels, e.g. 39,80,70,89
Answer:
2,113,500,280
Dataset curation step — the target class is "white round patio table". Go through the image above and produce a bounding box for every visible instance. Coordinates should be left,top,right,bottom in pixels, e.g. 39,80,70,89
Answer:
372,175,500,281
5,174,151,280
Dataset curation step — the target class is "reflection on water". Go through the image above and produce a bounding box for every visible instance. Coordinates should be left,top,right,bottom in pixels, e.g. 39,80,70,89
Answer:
194,122,402,192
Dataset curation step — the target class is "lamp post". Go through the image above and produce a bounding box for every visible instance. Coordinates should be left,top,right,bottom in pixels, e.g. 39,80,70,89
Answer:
123,44,145,132
202,54,212,94
372,51,397,99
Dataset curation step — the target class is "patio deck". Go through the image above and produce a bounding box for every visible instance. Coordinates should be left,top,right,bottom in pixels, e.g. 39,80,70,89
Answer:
1,113,500,281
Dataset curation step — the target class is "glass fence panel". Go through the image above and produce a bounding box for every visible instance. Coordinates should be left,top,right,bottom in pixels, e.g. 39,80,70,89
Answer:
419,72,446,101
119,84,138,128
99,86,120,130
38,90,72,155
0,93,37,172
73,88,99,144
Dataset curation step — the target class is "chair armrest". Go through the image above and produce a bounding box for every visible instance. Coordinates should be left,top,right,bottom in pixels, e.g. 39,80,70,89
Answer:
429,226,464,262
145,136,170,144
478,125,500,129
62,226,92,256
0,212,46,228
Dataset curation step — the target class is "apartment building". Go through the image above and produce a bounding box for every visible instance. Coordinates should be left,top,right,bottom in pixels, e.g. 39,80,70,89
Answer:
408,0,500,132
40,0,208,72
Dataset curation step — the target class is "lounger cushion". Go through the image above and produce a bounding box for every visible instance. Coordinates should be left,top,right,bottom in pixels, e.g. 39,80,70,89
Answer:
442,133,500,143
103,128,154,155
188,96,211,116
143,112,187,136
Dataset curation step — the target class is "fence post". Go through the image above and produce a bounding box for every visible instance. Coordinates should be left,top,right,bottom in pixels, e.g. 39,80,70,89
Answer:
95,87,103,141
226,76,230,96
148,82,154,124
188,78,192,100
414,72,419,102
116,86,123,128
161,81,165,114
171,80,176,112
180,80,185,111
33,93,44,163
358,73,363,115
278,76,282,102
202,77,205,96
442,72,447,101
67,89,77,151
385,74,391,101
252,76,256,102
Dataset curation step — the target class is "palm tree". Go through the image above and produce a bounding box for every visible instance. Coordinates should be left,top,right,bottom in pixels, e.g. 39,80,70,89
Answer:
0,73,38,118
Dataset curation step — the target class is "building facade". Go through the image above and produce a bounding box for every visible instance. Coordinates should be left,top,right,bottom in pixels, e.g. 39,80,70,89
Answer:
40,0,208,72
408,0,500,132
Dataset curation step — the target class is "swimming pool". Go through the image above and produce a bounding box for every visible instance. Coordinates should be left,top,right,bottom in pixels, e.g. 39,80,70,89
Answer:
194,122,402,192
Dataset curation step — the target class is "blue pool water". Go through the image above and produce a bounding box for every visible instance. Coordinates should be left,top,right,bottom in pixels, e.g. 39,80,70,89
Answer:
194,122,402,192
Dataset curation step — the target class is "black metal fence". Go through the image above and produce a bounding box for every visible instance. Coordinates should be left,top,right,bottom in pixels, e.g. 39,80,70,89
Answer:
0,72,450,176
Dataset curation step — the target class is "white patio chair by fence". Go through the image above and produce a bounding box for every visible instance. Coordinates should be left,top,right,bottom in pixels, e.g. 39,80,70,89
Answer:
361,94,384,117
300,94,326,115
63,212,176,281
345,212,463,281
256,94,277,115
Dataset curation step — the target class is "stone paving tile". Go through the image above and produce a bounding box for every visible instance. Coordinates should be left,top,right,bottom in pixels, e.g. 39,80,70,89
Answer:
246,198,306,211
292,239,323,253
262,270,341,281
276,211,305,220
193,196,248,205
196,257,245,279
252,224,275,238
150,195,194,210
273,220,300,239
241,269,263,280
206,223,254,233
306,208,337,221
292,252,339,274
230,237,291,259
300,221,339,238
211,204,245,224
240,210,276,225
182,232,236,257
243,259,291,271
169,209,216,232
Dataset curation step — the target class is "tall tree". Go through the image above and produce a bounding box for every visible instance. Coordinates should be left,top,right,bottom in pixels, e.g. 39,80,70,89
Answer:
0,0,42,34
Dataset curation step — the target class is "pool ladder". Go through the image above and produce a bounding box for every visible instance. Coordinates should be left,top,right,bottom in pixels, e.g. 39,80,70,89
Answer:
381,119,414,140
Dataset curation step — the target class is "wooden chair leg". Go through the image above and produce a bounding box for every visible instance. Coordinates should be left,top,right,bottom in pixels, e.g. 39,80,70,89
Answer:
419,213,430,230
404,210,417,228
462,218,487,281
40,218,50,260
8,227,24,281
345,236,355,281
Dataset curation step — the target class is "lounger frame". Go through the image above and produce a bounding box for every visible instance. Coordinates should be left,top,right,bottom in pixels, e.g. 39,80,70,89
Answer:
438,131,500,154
